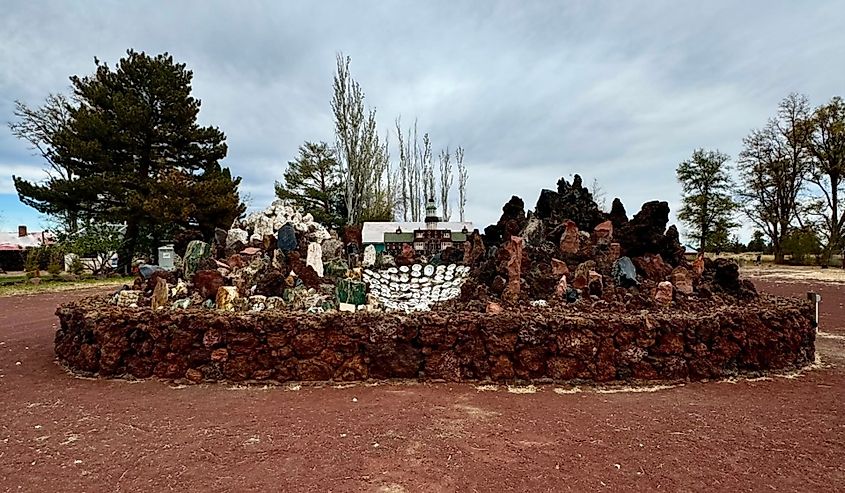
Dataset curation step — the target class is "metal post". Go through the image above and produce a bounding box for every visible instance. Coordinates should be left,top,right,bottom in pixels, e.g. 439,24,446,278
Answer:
806,292,821,331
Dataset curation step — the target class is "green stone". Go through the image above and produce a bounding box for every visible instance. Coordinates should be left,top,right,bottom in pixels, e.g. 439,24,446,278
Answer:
183,240,212,278
336,278,366,305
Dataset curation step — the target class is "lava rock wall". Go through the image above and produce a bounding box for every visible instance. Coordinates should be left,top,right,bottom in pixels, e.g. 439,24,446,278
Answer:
55,297,815,384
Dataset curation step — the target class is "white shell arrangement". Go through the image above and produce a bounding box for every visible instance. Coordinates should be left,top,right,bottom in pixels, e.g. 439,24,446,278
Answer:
362,263,470,312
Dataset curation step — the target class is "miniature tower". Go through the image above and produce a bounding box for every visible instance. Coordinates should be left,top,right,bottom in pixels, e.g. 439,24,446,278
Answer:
424,197,440,230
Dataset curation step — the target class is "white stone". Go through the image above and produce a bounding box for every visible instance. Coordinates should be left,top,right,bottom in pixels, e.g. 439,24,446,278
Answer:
306,242,324,277
226,228,249,249
115,290,142,307
362,244,377,267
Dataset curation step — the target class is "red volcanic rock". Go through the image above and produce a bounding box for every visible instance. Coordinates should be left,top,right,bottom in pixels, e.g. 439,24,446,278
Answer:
463,231,486,266
559,220,580,254
593,220,613,245
55,295,816,384
151,277,168,310
588,270,603,297
486,302,503,314
572,260,596,290
288,251,322,288
692,254,705,277
489,355,515,381
484,196,527,245
502,236,524,304
396,243,415,267
227,254,246,269
185,368,203,383
210,348,229,362
554,276,568,298
609,242,621,262
551,258,570,277
671,266,693,295
633,254,673,282
193,270,226,301
654,281,673,304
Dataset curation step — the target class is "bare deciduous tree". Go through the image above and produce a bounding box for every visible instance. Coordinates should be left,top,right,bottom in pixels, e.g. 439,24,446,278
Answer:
804,96,845,264
737,93,812,263
438,148,453,221
457,147,468,222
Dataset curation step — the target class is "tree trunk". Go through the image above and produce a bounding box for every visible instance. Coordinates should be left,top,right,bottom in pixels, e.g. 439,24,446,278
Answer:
119,220,139,275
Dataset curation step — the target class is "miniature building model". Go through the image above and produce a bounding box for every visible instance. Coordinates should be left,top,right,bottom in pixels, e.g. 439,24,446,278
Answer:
361,199,474,256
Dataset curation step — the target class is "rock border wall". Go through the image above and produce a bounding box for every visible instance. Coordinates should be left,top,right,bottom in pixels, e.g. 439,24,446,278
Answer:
55,296,815,384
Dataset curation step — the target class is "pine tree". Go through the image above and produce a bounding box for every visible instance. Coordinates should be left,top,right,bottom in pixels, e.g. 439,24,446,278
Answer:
275,141,345,230
676,148,738,252
10,50,244,268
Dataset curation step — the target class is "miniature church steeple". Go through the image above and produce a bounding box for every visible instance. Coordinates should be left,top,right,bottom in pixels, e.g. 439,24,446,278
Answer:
424,197,440,229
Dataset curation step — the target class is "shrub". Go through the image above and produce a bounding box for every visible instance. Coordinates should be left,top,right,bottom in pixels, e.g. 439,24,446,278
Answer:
24,248,41,278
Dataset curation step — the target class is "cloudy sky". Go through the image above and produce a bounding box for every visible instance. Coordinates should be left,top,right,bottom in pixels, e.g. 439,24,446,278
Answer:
1,1,843,242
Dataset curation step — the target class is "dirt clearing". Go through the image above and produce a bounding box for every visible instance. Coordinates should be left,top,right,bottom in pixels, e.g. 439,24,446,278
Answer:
0,282,842,492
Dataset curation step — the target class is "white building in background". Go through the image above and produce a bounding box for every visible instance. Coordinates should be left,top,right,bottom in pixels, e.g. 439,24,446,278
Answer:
0,225,55,251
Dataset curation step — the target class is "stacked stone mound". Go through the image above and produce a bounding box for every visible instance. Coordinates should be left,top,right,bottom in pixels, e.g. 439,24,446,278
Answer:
55,295,815,384
120,200,350,314
466,174,755,309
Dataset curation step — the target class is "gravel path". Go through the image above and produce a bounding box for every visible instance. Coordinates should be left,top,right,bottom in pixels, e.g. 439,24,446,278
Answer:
0,282,842,492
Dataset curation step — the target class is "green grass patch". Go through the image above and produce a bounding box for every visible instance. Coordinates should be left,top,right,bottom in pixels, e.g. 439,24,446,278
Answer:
0,276,134,297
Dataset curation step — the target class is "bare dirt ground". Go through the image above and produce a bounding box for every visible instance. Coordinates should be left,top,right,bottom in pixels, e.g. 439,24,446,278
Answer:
0,281,843,492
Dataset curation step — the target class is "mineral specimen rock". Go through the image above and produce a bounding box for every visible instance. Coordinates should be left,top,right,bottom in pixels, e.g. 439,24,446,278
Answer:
248,294,267,312
396,243,415,266
502,236,524,304
661,225,686,266
138,264,164,280
193,270,225,301
611,257,638,287
654,281,674,304
115,290,142,307
521,217,545,246
615,201,671,258
324,258,350,277
320,236,344,261
226,228,249,251
183,240,212,278
276,223,298,252
559,220,580,254
306,242,324,277
379,253,396,268
151,278,168,310
170,279,188,299
216,286,239,311
671,266,693,295
362,244,377,267
336,278,367,306
288,251,322,289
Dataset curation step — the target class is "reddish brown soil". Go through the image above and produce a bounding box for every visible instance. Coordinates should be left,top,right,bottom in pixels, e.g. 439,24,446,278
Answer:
1,283,843,492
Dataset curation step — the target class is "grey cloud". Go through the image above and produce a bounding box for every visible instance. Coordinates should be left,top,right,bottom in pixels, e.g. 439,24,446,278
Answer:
1,0,844,240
